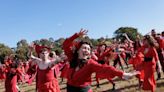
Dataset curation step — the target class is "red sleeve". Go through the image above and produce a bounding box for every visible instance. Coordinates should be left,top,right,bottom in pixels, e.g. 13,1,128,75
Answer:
88,59,123,78
159,39,164,49
98,49,112,61
137,46,145,53
152,47,159,62
63,33,79,61
16,68,24,75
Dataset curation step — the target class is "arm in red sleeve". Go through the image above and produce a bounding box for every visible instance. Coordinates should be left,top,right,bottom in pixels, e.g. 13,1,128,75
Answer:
88,59,123,78
101,49,112,59
63,33,79,61
152,47,159,62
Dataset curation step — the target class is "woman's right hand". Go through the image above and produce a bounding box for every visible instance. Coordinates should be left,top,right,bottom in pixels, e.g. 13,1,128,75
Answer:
78,28,88,37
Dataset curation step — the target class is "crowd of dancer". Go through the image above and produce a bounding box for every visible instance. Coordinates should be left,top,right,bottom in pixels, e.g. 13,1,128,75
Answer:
0,29,163,92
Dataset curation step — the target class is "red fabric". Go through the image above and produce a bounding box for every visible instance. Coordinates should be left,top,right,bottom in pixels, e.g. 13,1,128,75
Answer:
27,62,37,75
60,62,69,78
63,33,123,89
5,68,22,92
159,38,164,49
0,66,6,79
17,67,24,82
120,52,126,60
53,63,63,77
95,47,115,79
24,62,29,73
4,58,12,67
37,67,60,92
128,52,144,81
63,33,79,62
34,44,50,56
95,64,113,80
66,59,123,87
95,48,112,62
26,62,37,85
138,46,159,92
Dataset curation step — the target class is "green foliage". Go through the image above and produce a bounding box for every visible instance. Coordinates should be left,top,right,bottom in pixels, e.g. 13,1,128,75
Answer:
0,27,144,62
15,39,29,61
114,27,142,42
0,43,13,63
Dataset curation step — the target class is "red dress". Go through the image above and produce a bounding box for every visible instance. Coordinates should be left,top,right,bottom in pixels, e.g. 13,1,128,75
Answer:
128,52,144,81
37,67,60,92
138,46,159,92
60,61,69,79
66,59,123,87
63,33,123,91
5,68,22,92
95,48,114,79
0,65,6,80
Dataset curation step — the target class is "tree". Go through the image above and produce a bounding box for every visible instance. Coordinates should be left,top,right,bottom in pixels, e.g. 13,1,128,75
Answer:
114,27,142,42
16,39,29,61
0,43,13,63
17,39,28,47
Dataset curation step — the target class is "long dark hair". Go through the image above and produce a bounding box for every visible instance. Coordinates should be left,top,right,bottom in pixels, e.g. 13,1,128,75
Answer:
144,35,158,47
70,40,92,68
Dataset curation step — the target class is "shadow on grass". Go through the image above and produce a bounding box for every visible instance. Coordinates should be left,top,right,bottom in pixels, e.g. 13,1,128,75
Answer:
102,84,138,92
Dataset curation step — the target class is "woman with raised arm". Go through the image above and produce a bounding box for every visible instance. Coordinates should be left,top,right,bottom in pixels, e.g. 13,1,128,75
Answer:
63,29,139,92
137,35,159,92
30,47,61,92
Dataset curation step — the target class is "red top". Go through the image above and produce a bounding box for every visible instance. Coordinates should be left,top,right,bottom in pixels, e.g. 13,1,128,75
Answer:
138,46,158,62
63,33,123,87
66,59,123,87
63,33,79,62
5,68,22,92
137,45,159,71
37,68,54,85
95,48,112,62
159,38,164,49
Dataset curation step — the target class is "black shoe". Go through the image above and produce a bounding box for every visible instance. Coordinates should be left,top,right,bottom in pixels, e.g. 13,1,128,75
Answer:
157,73,161,80
112,83,115,90
139,81,143,89
96,84,100,88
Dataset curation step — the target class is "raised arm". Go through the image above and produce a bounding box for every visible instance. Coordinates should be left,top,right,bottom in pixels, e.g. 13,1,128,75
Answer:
63,29,88,61
123,33,134,43
28,44,41,64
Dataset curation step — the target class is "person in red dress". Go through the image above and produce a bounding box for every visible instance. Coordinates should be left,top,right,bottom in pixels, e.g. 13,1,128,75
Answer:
0,63,6,86
151,29,163,79
128,51,144,88
30,47,61,92
5,58,24,92
63,29,140,92
94,43,116,90
58,52,69,83
137,35,159,92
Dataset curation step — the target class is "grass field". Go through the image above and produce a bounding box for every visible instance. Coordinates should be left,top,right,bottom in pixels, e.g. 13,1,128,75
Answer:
0,65,164,92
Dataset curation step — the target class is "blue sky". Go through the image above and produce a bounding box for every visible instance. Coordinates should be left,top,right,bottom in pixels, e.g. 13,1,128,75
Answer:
0,0,164,47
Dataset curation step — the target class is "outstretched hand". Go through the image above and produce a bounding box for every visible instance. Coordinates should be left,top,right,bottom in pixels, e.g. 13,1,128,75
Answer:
78,28,88,38
130,70,141,76
123,71,141,80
